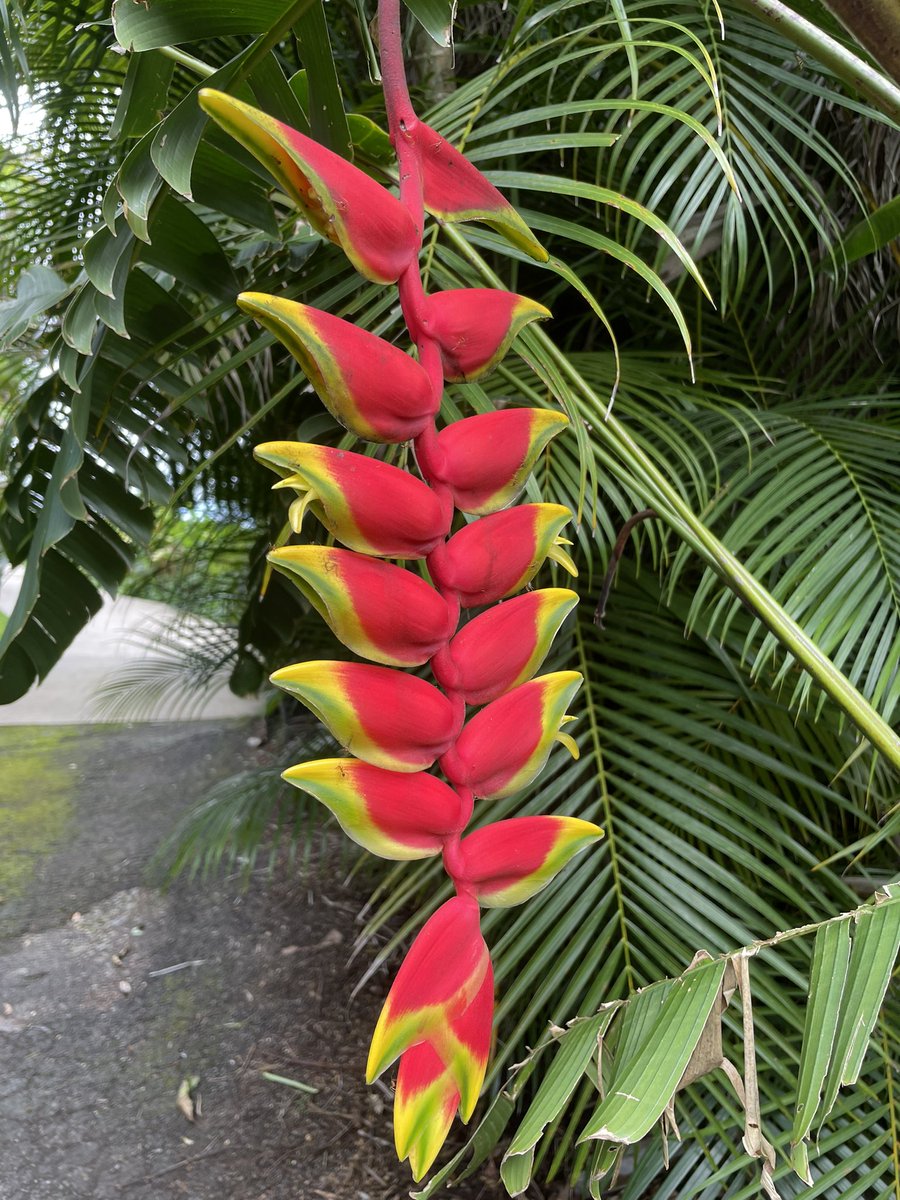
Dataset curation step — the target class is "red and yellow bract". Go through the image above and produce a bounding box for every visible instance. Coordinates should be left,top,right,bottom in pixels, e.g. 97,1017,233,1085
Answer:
402,116,549,263
441,671,584,799
458,816,603,907
254,441,450,557
198,89,417,284
427,503,578,607
268,546,454,666
433,407,570,514
425,288,551,382
431,588,579,705
282,758,463,859
238,294,438,443
270,660,460,772
366,896,489,1085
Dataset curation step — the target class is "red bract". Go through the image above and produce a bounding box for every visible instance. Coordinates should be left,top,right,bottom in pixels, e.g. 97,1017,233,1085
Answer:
431,588,578,705
198,89,417,284
238,294,438,443
254,442,449,558
268,546,454,666
458,816,603,907
425,288,550,382
394,962,493,1180
403,117,548,263
367,896,489,1083
434,407,569,514
282,758,463,859
270,661,459,772
441,671,583,799
428,503,577,607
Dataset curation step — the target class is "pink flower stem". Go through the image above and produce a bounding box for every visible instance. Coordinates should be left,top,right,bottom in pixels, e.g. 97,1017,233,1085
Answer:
379,0,473,897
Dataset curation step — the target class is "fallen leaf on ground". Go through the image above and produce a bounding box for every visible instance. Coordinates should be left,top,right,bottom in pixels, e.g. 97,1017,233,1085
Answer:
176,1076,201,1122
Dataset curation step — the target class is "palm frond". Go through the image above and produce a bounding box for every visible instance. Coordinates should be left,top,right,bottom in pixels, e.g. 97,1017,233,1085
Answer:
668,396,900,720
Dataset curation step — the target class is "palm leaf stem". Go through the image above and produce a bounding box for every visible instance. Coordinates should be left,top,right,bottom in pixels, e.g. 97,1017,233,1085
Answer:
729,0,900,124
157,46,215,79
441,224,900,770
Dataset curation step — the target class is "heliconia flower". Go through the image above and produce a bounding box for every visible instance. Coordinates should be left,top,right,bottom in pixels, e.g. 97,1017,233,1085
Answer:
457,816,603,907
198,89,417,284
431,588,579,705
440,671,583,799
394,963,493,1179
367,895,489,1085
270,661,458,772
254,442,449,558
237,295,437,444
404,118,548,263
427,504,577,608
424,289,550,382
433,407,569,514
281,758,463,859
268,546,454,666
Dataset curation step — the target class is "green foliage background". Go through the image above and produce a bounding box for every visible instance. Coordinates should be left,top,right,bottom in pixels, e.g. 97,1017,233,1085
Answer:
0,0,898,1194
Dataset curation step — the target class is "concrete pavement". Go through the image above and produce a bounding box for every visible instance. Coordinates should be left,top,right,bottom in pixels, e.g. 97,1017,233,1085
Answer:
0,567,263,725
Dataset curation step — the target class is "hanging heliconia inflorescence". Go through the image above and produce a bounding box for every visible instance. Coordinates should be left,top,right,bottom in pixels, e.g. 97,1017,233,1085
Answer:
199,0,603,1179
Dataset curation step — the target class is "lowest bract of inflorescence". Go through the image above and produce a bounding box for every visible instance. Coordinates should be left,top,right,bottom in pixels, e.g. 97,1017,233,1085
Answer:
198,0,603,1179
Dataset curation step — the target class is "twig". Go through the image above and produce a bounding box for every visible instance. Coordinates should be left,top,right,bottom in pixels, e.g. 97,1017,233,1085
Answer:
123,1142,233,1187
594,509,657,628
147,959,206,977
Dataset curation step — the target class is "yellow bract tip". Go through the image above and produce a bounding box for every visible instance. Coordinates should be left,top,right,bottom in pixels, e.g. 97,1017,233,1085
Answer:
548,542,578,576
555,730,580,759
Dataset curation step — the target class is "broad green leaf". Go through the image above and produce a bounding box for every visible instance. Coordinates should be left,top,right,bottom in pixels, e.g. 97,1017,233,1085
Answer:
840,196,900,264
83,222,136,300
145,196,237,302
294,0,351,157
817,890,900,1124
579,959,726,1144
0,265,72,347
789,918,851,1182
110,50,174,140
500,1149,534,1196
112,0,294,51
406,0,456,47
60,284,99,357
250,56,309,132
116,133,162,242
150,49,256,198
87,220,136,340
505,1010,616,1170
348,114,394,165
191,142,279,236
607,979,674,1076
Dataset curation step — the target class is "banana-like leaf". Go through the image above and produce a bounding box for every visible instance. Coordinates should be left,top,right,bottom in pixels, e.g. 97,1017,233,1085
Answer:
840,195,900,264
578,959,726,1144
790,919,851,1182
501,1010,617,1192
112,0,296,50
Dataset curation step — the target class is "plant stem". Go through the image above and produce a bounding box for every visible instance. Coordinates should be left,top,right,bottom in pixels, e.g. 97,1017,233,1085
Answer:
156,46,215,78
379,0,471,898
730,0,900,124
